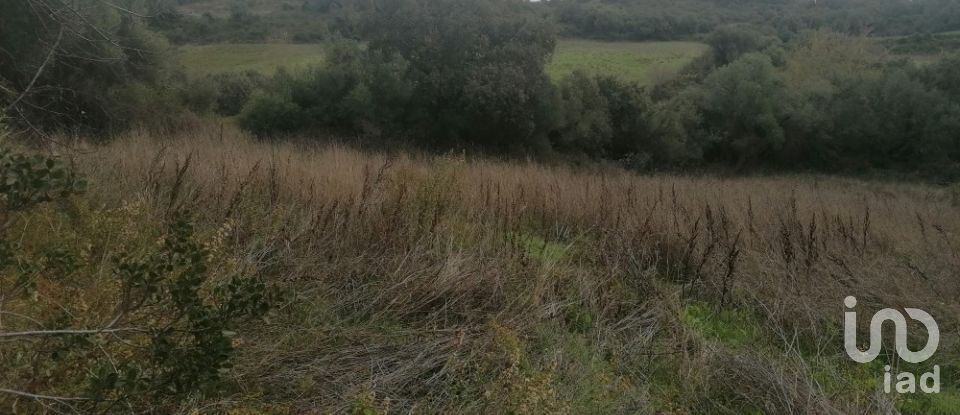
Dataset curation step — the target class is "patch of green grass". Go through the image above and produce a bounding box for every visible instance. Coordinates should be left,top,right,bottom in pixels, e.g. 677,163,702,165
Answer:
900,388,960,415
513,232,571,263
526,323,641,413
682,303,762,348
808,356,884,399
179,43,327,77
549,39,708,85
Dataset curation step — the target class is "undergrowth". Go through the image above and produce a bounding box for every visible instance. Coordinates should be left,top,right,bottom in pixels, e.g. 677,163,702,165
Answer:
2,124,959,413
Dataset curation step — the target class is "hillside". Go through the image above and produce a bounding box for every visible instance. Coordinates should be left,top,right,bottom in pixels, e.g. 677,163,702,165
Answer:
4,0,960,412
3,124,958,412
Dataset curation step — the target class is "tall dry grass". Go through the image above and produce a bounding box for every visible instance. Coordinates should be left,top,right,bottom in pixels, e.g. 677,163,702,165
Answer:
58,123,960,413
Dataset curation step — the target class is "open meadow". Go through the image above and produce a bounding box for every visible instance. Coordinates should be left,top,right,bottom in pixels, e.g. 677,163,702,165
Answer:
547,39,708,84
179,43,328,76
179,39,708,85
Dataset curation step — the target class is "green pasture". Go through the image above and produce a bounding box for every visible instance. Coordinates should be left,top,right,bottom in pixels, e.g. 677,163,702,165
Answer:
179,39,709,85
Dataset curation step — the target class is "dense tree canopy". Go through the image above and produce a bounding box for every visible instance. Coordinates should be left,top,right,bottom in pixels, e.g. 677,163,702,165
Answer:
367,0,557,149
546,0,960,42
240,0,559,151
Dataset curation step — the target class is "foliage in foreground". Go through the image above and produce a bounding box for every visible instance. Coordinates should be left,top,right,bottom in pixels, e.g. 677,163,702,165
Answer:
30,126,957,414
0,142,282,412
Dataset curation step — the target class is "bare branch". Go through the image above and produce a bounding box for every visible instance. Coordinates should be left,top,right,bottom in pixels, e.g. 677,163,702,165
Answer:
0,327,143,338
3,26,64,114
0,388,88,401
0,82,14,97
97,0,152,18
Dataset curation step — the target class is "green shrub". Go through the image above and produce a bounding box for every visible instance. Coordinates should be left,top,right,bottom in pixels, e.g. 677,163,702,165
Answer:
0,148,284,412
368,0,556,150
180,71,269,117
239,92,309,137
180,77,219,115
211,71,269,116
553,72,655,159
706,24,780,67
922,53,960,104
238,42,411,138
0,148,85,211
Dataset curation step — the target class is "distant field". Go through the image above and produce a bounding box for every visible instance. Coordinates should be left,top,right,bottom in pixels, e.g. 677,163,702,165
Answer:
877,30,960,64
548,39,708,84
179,40,708,84
179,43,326,76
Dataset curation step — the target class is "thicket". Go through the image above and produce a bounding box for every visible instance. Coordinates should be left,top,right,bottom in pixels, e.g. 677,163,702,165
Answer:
235,14,960,176
183,71,269,117
0,119,283,410
239,0,559,152
0,0,191,135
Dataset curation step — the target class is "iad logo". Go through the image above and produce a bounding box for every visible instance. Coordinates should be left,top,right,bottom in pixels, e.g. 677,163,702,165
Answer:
844,296,940,393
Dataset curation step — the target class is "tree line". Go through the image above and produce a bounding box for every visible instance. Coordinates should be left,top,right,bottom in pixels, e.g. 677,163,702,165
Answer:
147,0,960,45
547,0,960,42
232,1,960,176
3,0,960,177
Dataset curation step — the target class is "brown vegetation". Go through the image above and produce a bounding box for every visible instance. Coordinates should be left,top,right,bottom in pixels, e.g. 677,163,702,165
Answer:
7,123,960,413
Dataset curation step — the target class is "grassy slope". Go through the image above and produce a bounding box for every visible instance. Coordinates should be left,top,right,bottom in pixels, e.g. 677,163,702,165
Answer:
21,123,955,414
548,39,708,84
179,40,709,84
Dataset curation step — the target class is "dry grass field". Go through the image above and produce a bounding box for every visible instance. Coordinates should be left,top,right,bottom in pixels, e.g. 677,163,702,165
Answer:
4,123,960,413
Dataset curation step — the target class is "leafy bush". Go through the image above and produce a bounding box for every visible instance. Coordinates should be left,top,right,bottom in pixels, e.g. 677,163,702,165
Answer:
240,0,558,152
553,72,654,159
368,0,557,150
0,148,283,411
239,91,309,137
183,71,270,117
698,52,787,166
0,148,85,211
827,69,960,172
706,24,780,67
238,42,412,137
210,71,269,116
921,53,960,104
